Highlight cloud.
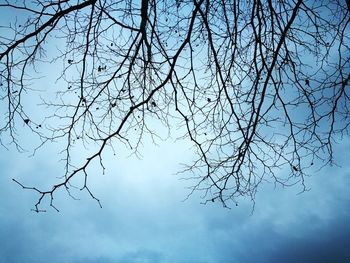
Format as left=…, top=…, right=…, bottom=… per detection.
left=118, top=249, right=163, bottom=263
left=1, top=135, right=350, bottom=263
left=267, top=223, right=350, bottom=263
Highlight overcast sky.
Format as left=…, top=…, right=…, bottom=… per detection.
left=1, top=2, right=350, bottom=263
left=1, top=133, right=350, bottom=263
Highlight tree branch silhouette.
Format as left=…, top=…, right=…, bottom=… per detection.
left=0, top=0, right=349, bottom=211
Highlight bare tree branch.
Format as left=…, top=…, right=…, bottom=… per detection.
left=0, top=0, right=349, bottom=211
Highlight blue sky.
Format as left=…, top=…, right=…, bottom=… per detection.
left=1, top=135, right=350, bottom=262
left=1, top=1, right=350, bottom=262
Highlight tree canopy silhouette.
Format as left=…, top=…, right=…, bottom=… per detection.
left=0, top=0, right=349, bottom=212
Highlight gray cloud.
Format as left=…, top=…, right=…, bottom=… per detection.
left=1, top=137, right=350, bottom=263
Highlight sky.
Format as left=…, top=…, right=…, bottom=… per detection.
left=0, top=134, right=350, bottom=263
left=1, top=2, right=350, bottom=263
